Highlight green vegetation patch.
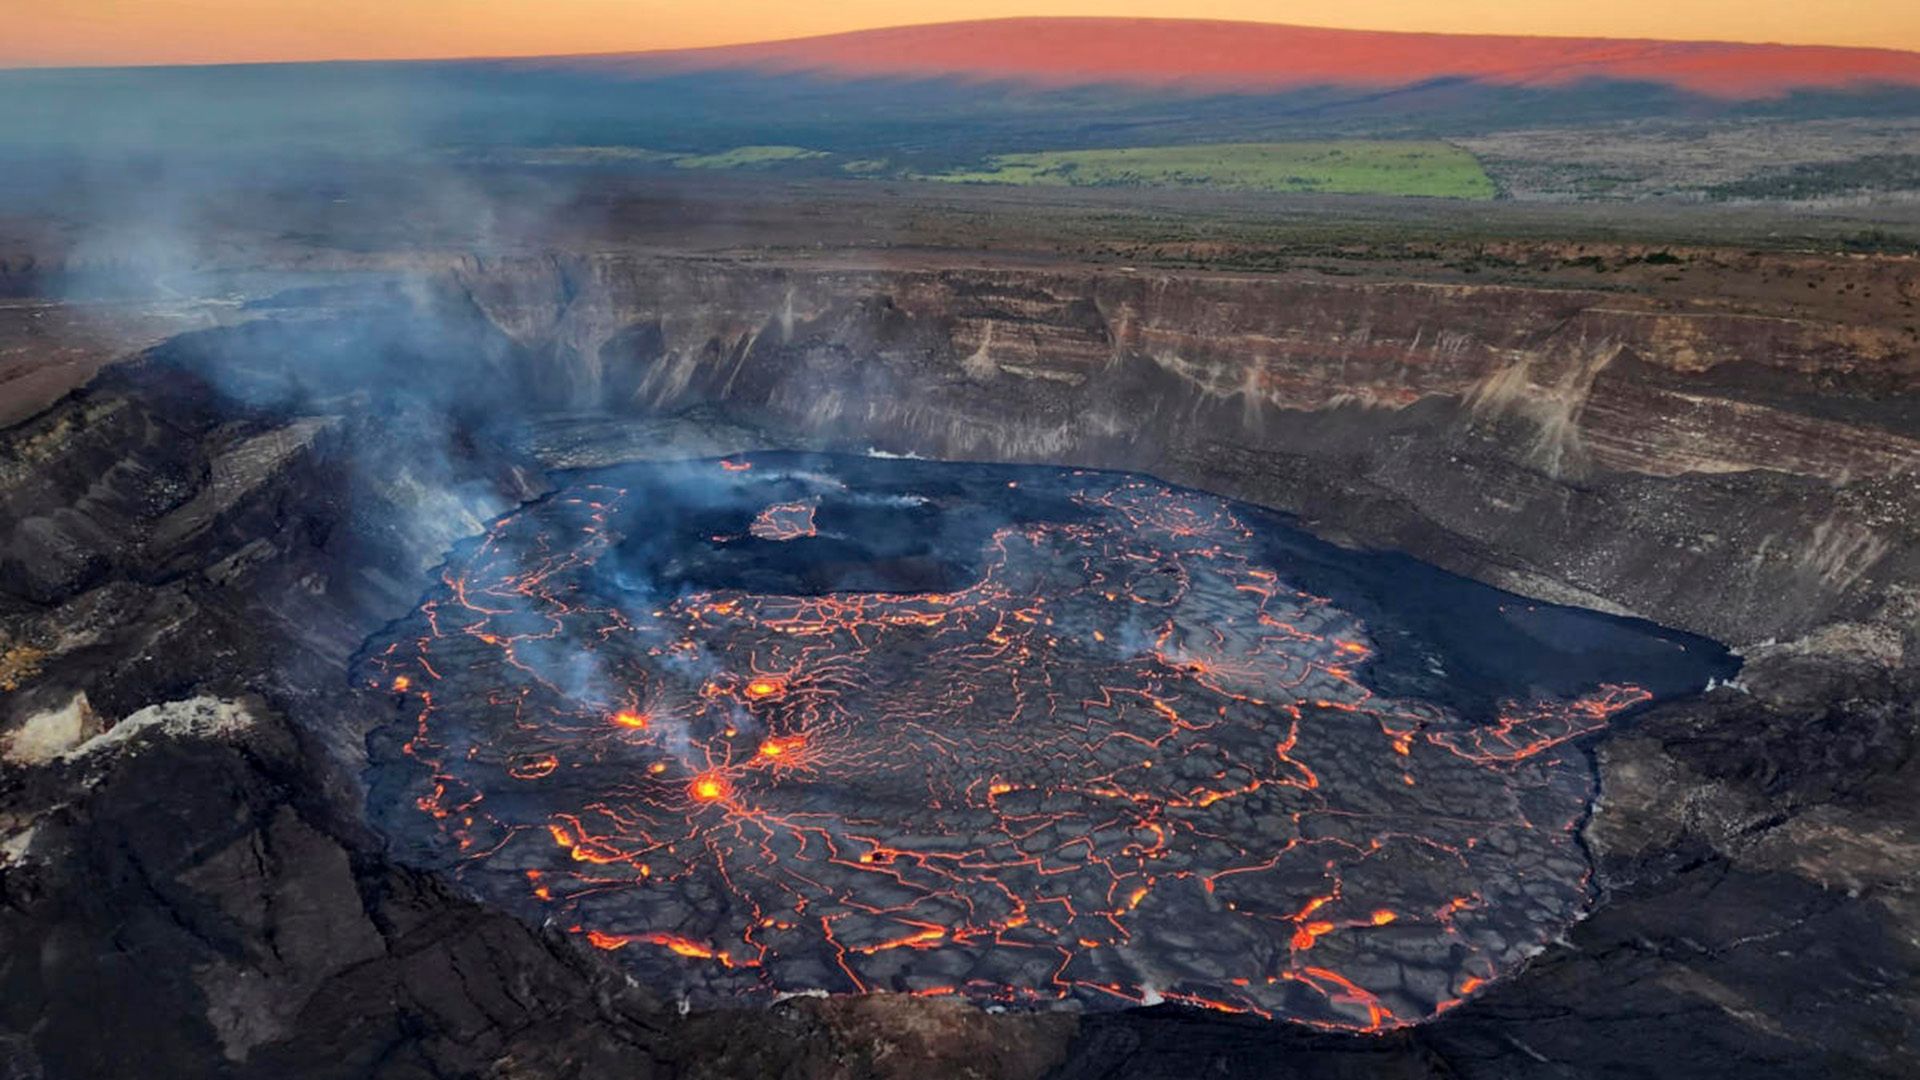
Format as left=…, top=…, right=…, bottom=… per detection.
left=672, top=145, right=829, bottom=170
left=445, top=146, right=681, bottom=166
left=921, top=141, right=1497, bottom=199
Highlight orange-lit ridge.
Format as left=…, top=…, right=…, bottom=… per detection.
left=13, top=7, right=1920, bottom=70
left=580, top=18, right=1920, bottom=100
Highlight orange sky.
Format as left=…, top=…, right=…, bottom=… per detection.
left=5, top=0, right=1918, bottom=68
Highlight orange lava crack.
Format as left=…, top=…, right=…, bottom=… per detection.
left=364, top=463, right=1651, bottom=1030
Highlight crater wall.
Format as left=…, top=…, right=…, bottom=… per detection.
left=423, top=253, right=1920, bottom=658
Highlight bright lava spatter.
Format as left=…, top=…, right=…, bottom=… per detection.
left=361, top=459, right=1650, bottom=1030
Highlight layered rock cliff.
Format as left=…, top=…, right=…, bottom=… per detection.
left=430, top=253, right=1920, bottom=654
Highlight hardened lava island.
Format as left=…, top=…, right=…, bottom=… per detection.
left=3, top=21, right=1920, bottom=1080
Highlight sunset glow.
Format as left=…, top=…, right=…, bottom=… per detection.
left=5, top=2, right=1916, bottom=69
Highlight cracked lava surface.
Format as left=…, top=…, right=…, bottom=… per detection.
left=360, top=454, right=1723, bottom=1029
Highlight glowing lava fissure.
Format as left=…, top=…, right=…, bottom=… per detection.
left=359, top=454, right=1733, bottom=1031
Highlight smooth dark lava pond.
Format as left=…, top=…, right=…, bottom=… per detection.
left=360, top=453, right=1735, bottom=1029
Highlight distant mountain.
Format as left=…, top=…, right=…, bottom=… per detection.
left=536, top=18, right=1920, bottom=99
left=4, top=18, right=1920, bottom=173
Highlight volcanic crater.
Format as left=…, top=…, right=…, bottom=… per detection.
left=5, top=171, right=1914, bottom=1078
left=358, top=453, right=1730, bottom=1029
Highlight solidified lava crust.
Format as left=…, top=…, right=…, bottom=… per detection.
left=359, top=456, right=1659, bottom=1030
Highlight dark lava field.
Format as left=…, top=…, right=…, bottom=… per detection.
left=359, top=455, right=1730, bottom=1026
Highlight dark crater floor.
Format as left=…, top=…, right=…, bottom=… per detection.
left=357, top=453, right=1733, bottom=1029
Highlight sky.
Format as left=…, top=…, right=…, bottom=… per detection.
left=5, top=0, right=1918, bottom=68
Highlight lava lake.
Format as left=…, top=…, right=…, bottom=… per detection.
left=360, top=453, right=1734, bottom=1029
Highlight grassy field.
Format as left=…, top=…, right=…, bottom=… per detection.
left=456, top=144, right=829, bottom=170
left=671, top=145, right=828, bottom=169
left=921, top=141, right=1498, bottom=198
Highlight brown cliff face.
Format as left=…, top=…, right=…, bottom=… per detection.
left=15, top=245, right=1907, bottom=650
left=427, top=254, right=1919, bottom=657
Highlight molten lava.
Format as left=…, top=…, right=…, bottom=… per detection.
left=749, top=499, right=819, bottom=542
left=360, top=456, right=1687, bottom=1030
